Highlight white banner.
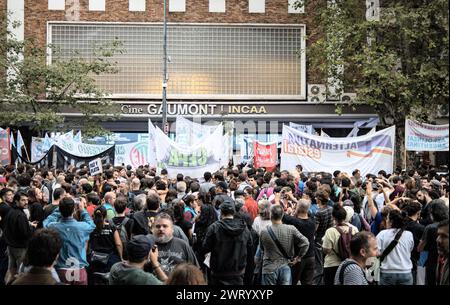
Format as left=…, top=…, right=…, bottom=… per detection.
left=281, top=125, right=395, bottom=176
left=405, top=119, right=449, bottom=151
left=56, top=140, right=113, bottom=157
left=175, top=116, right=219, bottom=147
left=289, top=123, right=314, bottom=134
left=114, top=141, right=149, bottom=168
left=156, top=124, right=228, bottom=178
left=148, top=119, right=157, bottom=166
left=240, top=135, right=255, bottom=164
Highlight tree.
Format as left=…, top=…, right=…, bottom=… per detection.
left=0, top=14, right=124, bottom=137
left=295, top=0, right=449, bottom=168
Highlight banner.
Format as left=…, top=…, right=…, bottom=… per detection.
left=55, top=145, right=115, bottom=171
left=289, top=123, right=314, bottom=134
left=281, top=125, right=395, bottom=176
left=405, top=119, right=449, bottom=151
left=0, top=127, right=10, bottom=166
left=13, top=145, right=54, bottom=168
left=155, top=124, right=227, bottom=178
left=240, top=135, right=255, bottom=164
left=175, top=116, right=219, bottom=147
left=115, top=141, right=149, bottom=168
left=148, top=119, right=157, bottom=166
left=56, top=140, right=113, bottom=157
left=253, top=141, right=278, bottom=170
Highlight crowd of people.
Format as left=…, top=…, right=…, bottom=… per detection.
left=0, top=162, right=448, bottom=286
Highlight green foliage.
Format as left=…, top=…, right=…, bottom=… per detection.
left=0, top=14, right=124, bottom=136
left=296, top=0, right=449, bottom=124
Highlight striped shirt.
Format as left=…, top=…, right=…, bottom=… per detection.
left=334, top=259, right=368, bottom=285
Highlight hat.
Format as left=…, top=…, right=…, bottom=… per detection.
left=219, top=200, right=235, bottom=215
left=126, top=235, right=155, bottom=261
left=344, top=206, right=355, bottom=223
left=217, top=181, right=228, bottom=190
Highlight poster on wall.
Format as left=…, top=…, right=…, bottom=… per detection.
left=405, top=119, right=449, bottom=151
left=281, top=125, right=395, bottom=176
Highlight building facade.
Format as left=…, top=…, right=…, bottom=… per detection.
left=3, top=0, right=380, bottom=146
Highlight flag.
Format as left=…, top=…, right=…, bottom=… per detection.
left=16, top=130, right=25, bottom=158
left=74, top=130, right=82, bottom=143
left=320, top=130, right=330, bottom=137
left=42, top=133, right=53, bottom=151
left=9, top=131, right=15, bottom=149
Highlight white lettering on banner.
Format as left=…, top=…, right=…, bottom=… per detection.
left=405, top=119, right=449, bottom=151
left=281, top=125, right=395, bottom=176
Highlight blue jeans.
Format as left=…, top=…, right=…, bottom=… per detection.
left=380, top=272, right=413, bottom=285
left=262, top=265, right=292, bottom=285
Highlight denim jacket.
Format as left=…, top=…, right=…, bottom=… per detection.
left=43, top=209, right=95, bottom=269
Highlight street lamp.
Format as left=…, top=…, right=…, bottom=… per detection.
left=162, top=0, right=168, bottom=134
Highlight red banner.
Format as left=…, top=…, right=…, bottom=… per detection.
left=253, top=141, right=277, bottom=170
left=0, top=128, right=11, bottom=166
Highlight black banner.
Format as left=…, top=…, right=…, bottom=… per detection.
left=11, top=145, right=54, bottom=168
left=55, top=145, right=115, bottom=170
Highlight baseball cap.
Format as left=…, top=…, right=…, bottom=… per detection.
left=234, top=189, right=245, bottom=198
left=219, top=200, right=235, bottom=215
left=126, top=235, right=155, bottom=261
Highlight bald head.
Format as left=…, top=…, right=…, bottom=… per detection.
left=104, top=192, right=116, bottom=205
left=131, top=178, right=141, bottom=190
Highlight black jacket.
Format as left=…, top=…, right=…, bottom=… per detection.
left=202, top=217, right=253, bottom=277
left=4, top=205, right=33, bottom=248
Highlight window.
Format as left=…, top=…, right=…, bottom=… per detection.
left=209, top=0, right=225, bottom=13
left=169, top=0, right=185, bottom=12
left=49, top=23, right=306, bottom=99
left=129, top=0, right=145, bottom=12
left=288, top=0, right=304, bottom=14
left=48, top=0, right=65, bottom=10
left=249, top=0, right=264, bottom=13
left=89, top=0, right=105, bottom=11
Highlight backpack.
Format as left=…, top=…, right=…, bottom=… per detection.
left=112, top=217, right=130, bottom=245
left=334, top=226, right=353, bottom=261
left=336, top=260, right=360, bottom=285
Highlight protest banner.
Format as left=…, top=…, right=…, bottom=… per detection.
left=115, top=141, right=149, bottom=167
left=405, top=119, right=449, bottom=151
left=289, top=123, right=314, bottom=134
left=253, top=141, right=278, bottom=170
left=155, top=124, right=228, bottom=178
left=55, top=145, right=115, bottom=170
left=175, top=116, right=219, bottom=147
left=281, top=125, right=395, bottom=176
left=0, top=128, right=11, bottom=166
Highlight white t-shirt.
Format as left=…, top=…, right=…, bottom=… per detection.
left=376, top=229, right=414, bottom=273
left=252, top=217, right=272, bottom=236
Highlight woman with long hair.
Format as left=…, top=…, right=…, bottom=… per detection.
left=27, top=188, right=45, bottom=228
left=87, top=206, right=123, bottom=283
left=192, top=194, right=218, bottom=269
left=376, top=210, right=414, bottom=285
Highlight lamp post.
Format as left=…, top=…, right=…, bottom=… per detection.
left=162, top=0, right=168, bottom=134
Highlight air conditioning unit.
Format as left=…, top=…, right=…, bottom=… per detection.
left=341, top=93, right=357, bottom=103
left=307, top=84, right=326, bottom=103
left=438, top=104, right=449, bottom=117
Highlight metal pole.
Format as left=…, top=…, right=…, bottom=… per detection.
left=162, top=0, right=168, bottom=134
